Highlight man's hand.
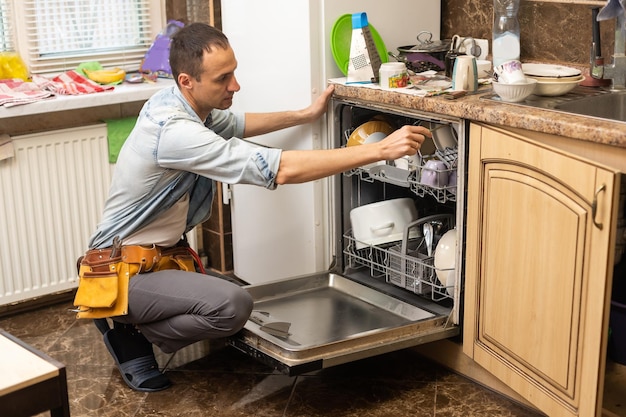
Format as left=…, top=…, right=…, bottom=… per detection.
left=303, top=85, right=335, bottom=122
left=243, top=85, right=335, bottom=138
left=376, top=125, right=432, bottom=161
left=275, top=124, right=432, bottom=185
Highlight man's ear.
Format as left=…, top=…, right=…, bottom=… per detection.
left=177, top=73, right=193, bottom=89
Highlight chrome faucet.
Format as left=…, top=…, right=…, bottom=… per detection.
left=591, top=12, right=626, bottom=90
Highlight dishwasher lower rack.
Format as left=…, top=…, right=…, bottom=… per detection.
left=343, top=231, right=454, bottom=302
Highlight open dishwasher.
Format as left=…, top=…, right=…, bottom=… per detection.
left=228, top=97, right=465, bottom=375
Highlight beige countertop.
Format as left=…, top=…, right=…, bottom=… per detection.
left=332, top=83, right=626, bottom=149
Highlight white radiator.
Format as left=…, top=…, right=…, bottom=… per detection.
left=0, top=124, right=199, bottom=306
left=0, top=124, right=113, bottom=305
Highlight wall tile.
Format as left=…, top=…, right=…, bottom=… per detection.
left=442, top=0, right=616, bottom=66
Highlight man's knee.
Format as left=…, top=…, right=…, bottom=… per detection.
left=221, top=287, right=253, bottom=335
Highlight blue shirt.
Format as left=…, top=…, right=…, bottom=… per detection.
left=88, top=85, right=282, bottom=249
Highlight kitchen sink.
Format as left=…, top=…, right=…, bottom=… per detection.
left=554, top=91, right=626, bottom=122
left=482, top=87, right=626, bottom=124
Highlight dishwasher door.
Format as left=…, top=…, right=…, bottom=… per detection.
left=228, top=271, right=458, bottom=375
left=228, top=98, right=465, bottom=375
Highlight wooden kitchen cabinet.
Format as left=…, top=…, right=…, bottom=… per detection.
left=463, top=122, right=621, bottom=417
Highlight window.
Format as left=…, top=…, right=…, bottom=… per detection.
left=0, top=0, right=13, bottom=51
left=1, top=0, right=165, bottom=76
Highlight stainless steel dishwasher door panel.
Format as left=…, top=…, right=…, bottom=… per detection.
left=228, top=272, right=458, bottom=375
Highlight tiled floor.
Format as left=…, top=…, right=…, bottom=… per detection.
left=1, top=301, right=624, bottom=417
left=0, top=301, right=538, bottom=417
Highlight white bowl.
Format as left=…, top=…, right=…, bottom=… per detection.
left=527, top=74, right=584, bottom=96
left=347, top=120, right=394, bottom=147
left=492, top=78, right=537, bottom=103
left=347, top=119, right=395, bottom=169
left=350, top=198, right=418, bottom=250
left=434, top=228, right=457, bottom=295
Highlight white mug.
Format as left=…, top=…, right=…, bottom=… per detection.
left=394, top=153, right=420, bottom=171
left=420, top=160, right=448, bottom=188
left=452, top=55, right=478, bottom=92
left=493, top=60, right=526, bottom=84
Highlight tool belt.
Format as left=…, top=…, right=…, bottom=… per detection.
left=72, top=239, right=196, bottom=319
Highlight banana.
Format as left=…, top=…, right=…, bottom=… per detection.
left=83, top=68, right=126, bottom=84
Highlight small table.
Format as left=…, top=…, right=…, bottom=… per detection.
left=0, top=329, right=70, bottom=417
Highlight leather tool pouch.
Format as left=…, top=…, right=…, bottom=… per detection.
left=73, top=243, right=196, bottom=319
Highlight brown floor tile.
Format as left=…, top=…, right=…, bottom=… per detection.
left=0, top=302, right=581, bottom=417
left=285, top=374, right=437, bottom=417
left=435, top=375, right=543, bottom=417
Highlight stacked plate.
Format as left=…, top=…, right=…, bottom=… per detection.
left=522, top=63, right=584, bottom=96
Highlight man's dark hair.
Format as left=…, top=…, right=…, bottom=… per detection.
left=170, top=23, right=230, bottom=85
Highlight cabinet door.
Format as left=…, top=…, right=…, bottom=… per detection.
left=464, top=123, right=619, bottom=417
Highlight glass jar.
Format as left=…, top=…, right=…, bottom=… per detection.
left=379, top=62, right=409, bottom=90
left=492, top=0, right=521, bottom=67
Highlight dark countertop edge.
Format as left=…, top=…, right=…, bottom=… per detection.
left=332, top=84, right=626, bottom=148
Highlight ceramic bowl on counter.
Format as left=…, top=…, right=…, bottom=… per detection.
left=526, top=74, right=584, bottom=96
left=492, top=78, right=537, bottom=103
left=521, top=63, right=583, bottom=97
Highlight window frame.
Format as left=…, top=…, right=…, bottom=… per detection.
left=6, top=0, right=166, bottom=76
left=0, top=0, right=13, bottom=51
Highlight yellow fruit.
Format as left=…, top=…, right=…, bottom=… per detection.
left=84, top=68, right=126, bottom=84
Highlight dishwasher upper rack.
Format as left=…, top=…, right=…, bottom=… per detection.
left=342, top=129, right=458, bottom=204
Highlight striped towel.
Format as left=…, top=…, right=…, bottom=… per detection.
left=32, top=70, right=115, bottom=95
left=0, top=78, right=54, bottom=107
left=0, top=70, right=115, bottom=107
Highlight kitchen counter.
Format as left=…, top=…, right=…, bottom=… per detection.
left=332, top=83, right=626, bottom=148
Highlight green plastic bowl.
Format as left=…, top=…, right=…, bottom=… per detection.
left=330, top=14, right=389, bottom=76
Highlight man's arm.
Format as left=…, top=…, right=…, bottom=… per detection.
left=242, top=85, right=335, bottom=137
left=275, top=125, right=431, bottom=184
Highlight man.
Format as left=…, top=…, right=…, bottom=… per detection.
left=85, top=22, right=431, bottom=392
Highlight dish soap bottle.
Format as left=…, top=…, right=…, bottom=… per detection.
left=492, top=0, right=521, bottom=67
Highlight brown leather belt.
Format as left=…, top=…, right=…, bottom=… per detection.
left=121, top=245, right=161, bottom=271
left=80, top=244, right=190, bottom=273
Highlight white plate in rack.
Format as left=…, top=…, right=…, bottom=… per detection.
left=521, top=63, right=581, bottom=78
left=434, top=228, right=457, bottom=296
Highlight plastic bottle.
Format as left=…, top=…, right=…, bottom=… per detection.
left=492, top=0, right=521, bottom=67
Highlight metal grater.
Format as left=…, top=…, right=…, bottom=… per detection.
left=351, top=54, right=369, bottom=70
left=362, top=25, right=382, bottom=83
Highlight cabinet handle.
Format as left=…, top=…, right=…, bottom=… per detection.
left=592, top=184, right=606, bottom=230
